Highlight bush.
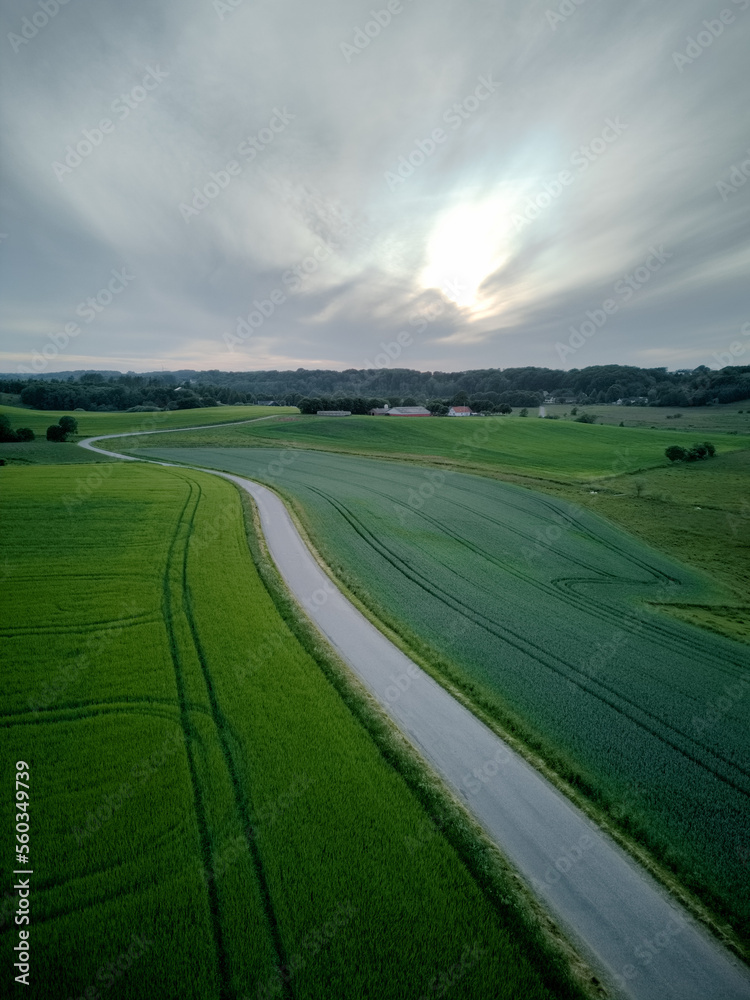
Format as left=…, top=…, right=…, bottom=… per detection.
left=0, top=415, right=35, bottom=442
left=519, top=408, right=528, bottom=417
left=0, top=415, right=17, bottom=442
left=575, top=413, right=597, bottom=424
left=46, top=424, right=67, bottom=442
left=59, top=416, right=78, bottom=435
left=665, top=442, right=715, bottom=463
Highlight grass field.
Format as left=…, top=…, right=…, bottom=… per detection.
left=128, top=414, right=750, bottom=643
left=128, top=412, right=748, bottom=482
left=541, top=400, right=750, bottom=432
left=0, top=462, right=583, bottom=1000
left=0, top=403, right=295, bottom=441
left=140, top=446, right=750, bottom=943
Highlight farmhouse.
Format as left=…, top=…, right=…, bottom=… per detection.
left=448, top=406, right=472, bottom=416
left=369, top=407, right=390, bottom=415
left=385, top=406, right=432, bottom=417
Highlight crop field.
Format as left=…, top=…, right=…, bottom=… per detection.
left=129, top=412, right=749, bottom=482
left=140, top=446, right=750, bottom=939
left=0, top=463, right=578, bottom=1000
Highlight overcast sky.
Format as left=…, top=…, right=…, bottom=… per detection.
left=1, top=0, right=749, bottom=375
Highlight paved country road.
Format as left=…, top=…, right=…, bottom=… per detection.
left=79, top=430, right=750, bottom=1000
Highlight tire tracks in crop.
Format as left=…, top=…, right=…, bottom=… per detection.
left=357, top=470, right=748, bottom=696
left=303, top=485, right=750, bottom=795
left=161, top=475, right=232, bottom=998
left=172, top=469, right=293, bottom=1000
left=373, top=472, right=746, bottom=682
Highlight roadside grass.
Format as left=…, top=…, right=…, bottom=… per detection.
left=126, top=412, right=748, bottom=482
left=139, top=447, right=750, bottom=948
left=0, top=463, right=588, bottom=1000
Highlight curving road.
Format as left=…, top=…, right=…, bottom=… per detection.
left=79, top=430, right=750, bottom=1000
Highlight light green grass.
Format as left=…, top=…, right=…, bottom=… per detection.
left=127, top=413, right=747, bottom=482
left=140, top=446, right=750, bottom=944
left=0, top=403, right=295, bottom=438
left=0, top=463, right=584, bottom=1000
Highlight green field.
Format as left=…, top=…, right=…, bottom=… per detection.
left=140, top=446, right=750, bottom=941
left=541, top=400, right=750, bottom=432
left=129, top=412, right=748, bottom=482
left=0, top=403, right=295, bottom=442
left=129, top=414, right=750, bottom=644
left=0, top=463, right=581, bottom=1000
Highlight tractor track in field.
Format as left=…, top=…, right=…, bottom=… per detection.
left=367, top=472, right=746, bottom=680
left=171, top=469, right=294, bottom=1000
left=301, top=484, right=750, bottom=796
left=161, top=476, right=233, bottom=998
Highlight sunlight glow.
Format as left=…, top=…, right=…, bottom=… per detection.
left=419, top=193, right=517, bottom=312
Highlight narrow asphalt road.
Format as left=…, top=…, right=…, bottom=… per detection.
left=79, top=431, right=750, bottom=1000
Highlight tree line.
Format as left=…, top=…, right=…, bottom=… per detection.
left=1, top=362, right=748, bottom=412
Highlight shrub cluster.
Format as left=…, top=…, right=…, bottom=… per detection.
left=46, top=416, right=78, bottom=442
left=0, top=414, right=34, bottom=442
left=665, top=442, right=716, bottom=462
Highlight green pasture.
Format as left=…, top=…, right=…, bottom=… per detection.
left=128, top=413, right=747, bottom=482
left=0, top=403, right=295, bottom=440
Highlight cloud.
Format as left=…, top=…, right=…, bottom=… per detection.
left=1, top=0, right=748, bottom=373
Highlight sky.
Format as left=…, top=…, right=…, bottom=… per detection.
left=1, top=0, right=749, bottom=376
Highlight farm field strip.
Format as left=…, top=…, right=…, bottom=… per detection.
left=137, top=445, right=750, bottom=943
left=0, top=462, right=576, bottom=1000
left=126, top=412, right=750, bottom=481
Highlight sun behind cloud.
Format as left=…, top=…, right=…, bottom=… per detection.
left=418, top=191, right=518, bottom=313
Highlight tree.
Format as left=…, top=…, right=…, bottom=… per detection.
left=402, top=396, right=417, bottom=406
left=495, top=403, right=512, bottom=414
left=519, top=408, right=529, bottom=417
left=46, top=424, right=67, bottom=442
left=59, top=416, right=78, bottom=435
left=426, top=399, right=448, bottom=415
left=15, top=427, right=35, bottom=441
left=0, top=415, right=17, bottom=442
left=176, top=391, right=202, bottom=409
